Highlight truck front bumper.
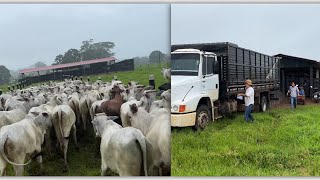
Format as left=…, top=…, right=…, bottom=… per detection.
left=171, top=112, right=196, bottom=127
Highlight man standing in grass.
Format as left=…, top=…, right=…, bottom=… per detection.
left=238, top=79, right=255, bottom=123
left=287, top=81, right=299, bottom=109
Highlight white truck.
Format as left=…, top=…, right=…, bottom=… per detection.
left=171, top=42, right=280, bottom=130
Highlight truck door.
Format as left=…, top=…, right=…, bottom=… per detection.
left=201, top=55, right=219, bottom=102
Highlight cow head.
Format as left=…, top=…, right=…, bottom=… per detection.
left=129, top=103, right=138, bottom=114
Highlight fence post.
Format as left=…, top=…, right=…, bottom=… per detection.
left=0, top=89, right=2, bottom=95
left=149, top=75, right=155, bottom=89
left=8, top=86, right=10, bottom=91
left=114, top=76, right=118, bottom=80
left=87, top=76, right=90, bottom=82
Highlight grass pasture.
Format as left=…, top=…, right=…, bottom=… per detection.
left=171, top=104, right=320, bottom=176
left=4, top=63, right=166, bottom=176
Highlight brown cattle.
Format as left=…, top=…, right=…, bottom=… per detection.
left=99, top=85, right=124, bottom=126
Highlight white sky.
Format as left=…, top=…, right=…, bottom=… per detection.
left=171, top=4, right=320, bottom=61
left=0, top=4, right=170, bottom=70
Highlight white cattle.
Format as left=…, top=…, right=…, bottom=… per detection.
left=0, top=112, right=51, bottom=176
left=161, top=68, right=171, bottom=82
left=0, top=94, right=12, bottom=111
left=0, top=98, right=38, bottom=129
left=79, top=93, right=97, bottom=131
left=128, top=103, right=171, bottom=176
left=52, top=100, right=78, bottom=171
left=91, top=116, right=153, bottom=176
left=120, top=98, right=142, bottom=127
left=68, top=93, right=81, bottom=125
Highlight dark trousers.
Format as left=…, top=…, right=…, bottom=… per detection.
left=245, top=104, right=254, bottom=122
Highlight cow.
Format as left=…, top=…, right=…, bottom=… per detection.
left=0, top=94, right=12, bottom=111
left=120, top=98, right=141, bottom=127
left=128, top=103, right=171, bottom=176
left=0, top=98, right=38, bottom=129
left=79, top=93, right=97, bottom=131
left=99, top=85, right=125, bottom=125
left=91, top=115, right=153, bottom=176
left=161, top=68, right=171, bottom=82
left=0, top=112, right=51, bottom=176
left=52, top=96, right=78, bottom=172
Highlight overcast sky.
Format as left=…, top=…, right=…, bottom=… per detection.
left=0, top=4, right=169, bottom=70
left=171, top=4, right=320, bottom=61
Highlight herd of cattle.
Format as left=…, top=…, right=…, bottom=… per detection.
left=0, top=71, right=171, bottom=176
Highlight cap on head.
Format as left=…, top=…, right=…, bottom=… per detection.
left=245, top=79, right=252, bottom=86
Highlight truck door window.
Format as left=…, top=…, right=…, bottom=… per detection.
left=202, top=56, right=214, bottom=76
left=207, top=57, right=214, bottom=75
left=202, top=56, right=207, bottom=75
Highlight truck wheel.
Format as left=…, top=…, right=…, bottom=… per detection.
left=260, top=96, right=267, bottom=112
left=193, top=105, right=211, bottom=131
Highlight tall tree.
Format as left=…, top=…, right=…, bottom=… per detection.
left=62, top=49, right=81, bottom=64
left=53, top=54, right=64, bottom=65
left=0, top=65, right=11, bottom=85
left=80, top=39, right=115, bottom=61
left=149, top=50, right=164, bottom=64
left=33, top=61, right=47, bottom=68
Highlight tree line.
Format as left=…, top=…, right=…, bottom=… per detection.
left=0, top=39, right=168, bottom=85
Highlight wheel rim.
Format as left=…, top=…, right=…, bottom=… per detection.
left=198, top=111, right=208, bottom=128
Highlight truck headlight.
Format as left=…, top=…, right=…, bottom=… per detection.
left=173, top=105, right=178, bottom=111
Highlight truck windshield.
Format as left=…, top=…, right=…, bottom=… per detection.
left=171, top=53, right=200, bottom=76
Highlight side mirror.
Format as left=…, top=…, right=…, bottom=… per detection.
left=214, top=60, right=219, bottom=74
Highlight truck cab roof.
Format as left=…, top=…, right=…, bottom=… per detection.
left=172, top=48, right=216, bottom=56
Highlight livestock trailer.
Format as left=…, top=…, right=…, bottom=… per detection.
left=171, top=42, right=281, bottom=129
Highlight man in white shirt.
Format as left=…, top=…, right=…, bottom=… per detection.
left=287, top=81, right=299, bottom=109
left=238, top=79, right=255, bottom=122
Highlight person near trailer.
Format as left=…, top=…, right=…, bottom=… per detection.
left=299, top=86, right=305, bottom=96
left=287, top=81, right=299, bottom=109
left=237, top=79, right=255, bottom=123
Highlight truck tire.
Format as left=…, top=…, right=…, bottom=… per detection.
left=260, top=96, right=267, bottom=112
left=193, top=105, right=211, bottom=131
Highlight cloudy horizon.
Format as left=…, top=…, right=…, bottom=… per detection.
left=171, top=4, right=320, bottom=61
left=0, top=4, right=170, bottom=71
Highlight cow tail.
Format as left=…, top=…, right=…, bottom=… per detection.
left=133, top=130, right=148, bottom=176
left=86, top=98, right=92, bottom=120
left=75, top=99, right=80, bottom=120
left=0, top=134, right=33, bottom=166
left=57, top=108, right=64, bottom=139
left=89, top=103, right=95, bottom=121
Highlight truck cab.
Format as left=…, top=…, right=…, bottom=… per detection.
left=171, top=48, right=219, bottom=130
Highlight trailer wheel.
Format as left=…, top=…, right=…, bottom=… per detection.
left=193, top=105, right=211, bottom=131
left=260, top=96, right=267, bottom=112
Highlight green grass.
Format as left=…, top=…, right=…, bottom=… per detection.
left=4, top=64, right=167, bottom=176
left=0, top=83, right=9, bottom=93
left=171, top=104, right=320, bottom=176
